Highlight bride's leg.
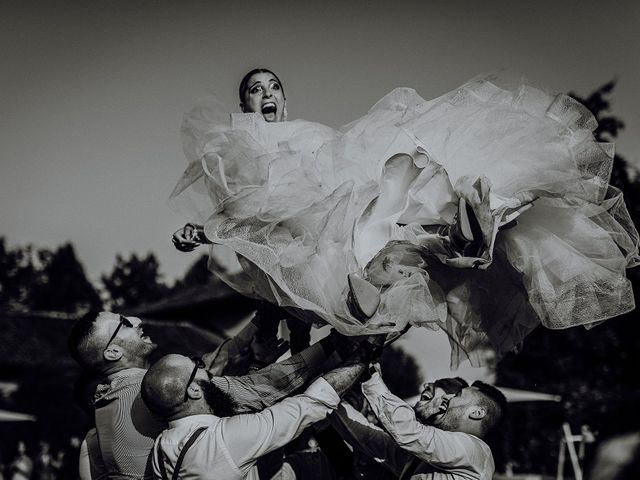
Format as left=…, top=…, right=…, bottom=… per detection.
left=346, top=273, right=381, bottom=320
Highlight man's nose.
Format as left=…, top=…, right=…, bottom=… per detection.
left=422, top=382, right=433, bottom=393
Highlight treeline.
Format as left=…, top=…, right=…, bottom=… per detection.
left=0, top=241, right=214, bottom=314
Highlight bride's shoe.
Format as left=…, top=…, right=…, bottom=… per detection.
left=347, top=273, right=381, bottom=320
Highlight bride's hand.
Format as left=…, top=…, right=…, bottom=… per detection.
left=172, top=223, right=206, bottom=252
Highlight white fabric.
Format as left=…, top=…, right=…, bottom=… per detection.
left=79, top=428, right=107, bottom=480
left=152, top=378, right=340, bottom=480
left=92, top=368, right=166, bottom=480
left=172, top=74, right=639, bottom=366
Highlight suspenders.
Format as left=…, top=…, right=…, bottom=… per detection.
left=399, top=456, right=422, bottom=480
left=156, top=426, right=208, bottom=480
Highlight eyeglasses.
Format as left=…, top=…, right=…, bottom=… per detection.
left=104, top=315, right=134, bottom=352
left=184, top=356, right=206, bottom=402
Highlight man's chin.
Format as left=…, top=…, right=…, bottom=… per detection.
left=141, top=342, right=158, bottom=356
left=415, top=405, right=442, bottom=425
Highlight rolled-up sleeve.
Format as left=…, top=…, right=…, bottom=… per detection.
left=221, top=377, right=340, bottom=471
left=211, top=340, right=330, bottom=413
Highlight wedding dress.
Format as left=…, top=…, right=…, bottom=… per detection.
left=171, top=74, right=639, bottom=365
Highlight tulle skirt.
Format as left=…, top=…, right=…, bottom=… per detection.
left=171, top=74, right=639, bottom=366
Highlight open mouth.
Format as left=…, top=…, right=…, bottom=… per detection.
left=141, top=335, right=153, bottom=344
left=261, top=102, right=277, bottom=116
left=438, top=397, right=450, bottom=414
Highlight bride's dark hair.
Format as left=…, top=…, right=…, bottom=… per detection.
left=238, top=68, right=285, bottom=104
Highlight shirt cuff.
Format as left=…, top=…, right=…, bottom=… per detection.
left=306, top=377, right=341, bottom=408
left=361, top=371, right=387, bottom=398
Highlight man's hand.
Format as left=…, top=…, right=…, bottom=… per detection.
left=250, top=335, right=290, bottom=366
left=349, top=335, right=385, bottom=365
left=327, top=329, right=360, bottom=361
left=172, top=223, right=209, bottom=252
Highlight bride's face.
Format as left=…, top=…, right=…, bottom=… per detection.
left=241, top=72, right=286, bottom=122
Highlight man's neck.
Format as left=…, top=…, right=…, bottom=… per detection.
left=168, top=405, right=213, bottom=423
left=101, top=358, right=148, bottom=382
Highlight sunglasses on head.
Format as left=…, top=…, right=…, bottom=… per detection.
left=184, top=356, right=206, bottom=402
left=104, top=315, right=134, bottom=351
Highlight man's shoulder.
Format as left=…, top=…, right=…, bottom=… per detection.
left=449, top=430, right=491, bottom=448
left=163, top=415, right=218, bottom=444
left=94, top=368, right=147, bottom=405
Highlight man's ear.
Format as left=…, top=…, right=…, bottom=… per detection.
left=240, top=103, right=247, bottom=113
left=186, top=382, right=203, bottom=401
left=103, top=345, right=123, bottom=362
left=469, top=406, right=487, bottom=420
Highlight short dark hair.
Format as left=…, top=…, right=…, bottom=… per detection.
left=472, top=380, right=508, bottom=435
left=434, top=377, right=469, bottom=394
left=238, top=68, right=285, bottom=105
left=68, top=309, right=101, bottom=367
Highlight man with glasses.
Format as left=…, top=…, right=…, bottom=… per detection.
left=67, top=310, right=350, bottom=479
left=140, top=345, right=377, bottom=480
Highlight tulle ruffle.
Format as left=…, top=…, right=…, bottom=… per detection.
left=171, top=74, right=639, bottom=367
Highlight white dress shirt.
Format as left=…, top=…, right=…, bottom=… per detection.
left=152, top=377, right=340, bottom=480
left=332, top=372, right=494, bottom=480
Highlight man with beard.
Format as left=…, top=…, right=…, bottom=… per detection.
left=331, top=369, right=505, bottom=479
left=67, top=310, right=344, bottom=479
left=140, top=346, right=375, bottom=480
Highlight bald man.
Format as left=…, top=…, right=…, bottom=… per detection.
left=141, top=347, right=375, bottom=480
left=67, top=310, right=343, bottom=479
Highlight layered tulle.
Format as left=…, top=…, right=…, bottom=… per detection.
left=171, top=74, right=639, bottom=366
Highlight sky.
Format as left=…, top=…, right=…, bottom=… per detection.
left=1, top=0, right=639, bottom=381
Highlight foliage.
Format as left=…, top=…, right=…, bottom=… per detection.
left=170, top=253, right=222, bottom=294
left=570, top=80, right=640, bottom=225
left=0, top=239, right=101, bottom=313
left=380, top=345, right=421, bottom=398
left=101, top=253, right=169, bottom=309
left=495, top=81, right=640, bottom=474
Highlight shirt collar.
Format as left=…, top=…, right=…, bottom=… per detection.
left=169, top=414, right=219, bottom=429
left=94, top=368, right=147, bottom=403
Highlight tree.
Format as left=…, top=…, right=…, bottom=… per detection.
left=101, top=253, right=169, bottom=309
left=494, top=81, right=640, bottom=474
left=0, top=238, right=101, bottom=313
left=0, top=237, right=33, bottom=310
left=380, top=345, right=421, bottom=398
left=570, top=80, right=640, bottom=225
left=29, top=243, right=102, bottom=312
left=170, top=253, right=221, bottom=295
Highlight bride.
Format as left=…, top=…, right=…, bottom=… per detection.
left=171, top=68, right=639, bottom=366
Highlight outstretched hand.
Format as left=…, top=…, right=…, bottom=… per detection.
left=355, top=334, right=386, bottom=364
left=250, top=335, right=290, bottom=366
left=172, top=223, right=207, bottom=252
